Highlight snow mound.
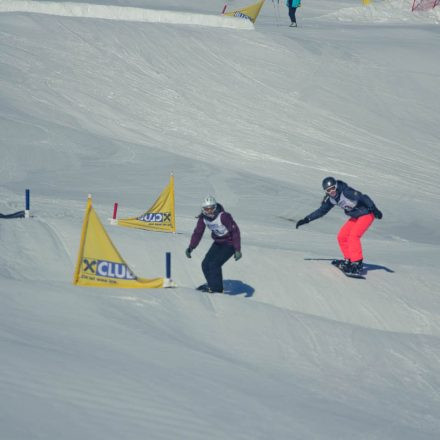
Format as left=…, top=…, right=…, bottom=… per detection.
left=0, top=0, right=254, bottom=29
left=320, top=0, right=440, bottom=23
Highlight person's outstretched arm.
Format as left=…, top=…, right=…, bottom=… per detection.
left=296, top=197, right=333, bottom=229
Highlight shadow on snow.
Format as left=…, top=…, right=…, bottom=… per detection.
left=223, top=279, right=255, bottom=297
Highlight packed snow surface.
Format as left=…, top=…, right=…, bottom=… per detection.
left=1, top=0, right=439, bottom=439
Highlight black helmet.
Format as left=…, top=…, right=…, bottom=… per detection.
left=322, top=176, right=337, bottom=191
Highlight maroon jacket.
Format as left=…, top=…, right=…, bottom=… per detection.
left=189, top=204, right=241, bottom=251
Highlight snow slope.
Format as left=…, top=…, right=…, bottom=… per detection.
left=0, top=0, right=254, bottom=28
left=1, top=0, right=440, bottom=439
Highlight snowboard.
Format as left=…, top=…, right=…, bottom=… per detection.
left=331, top=260, right=366, bottom=280
left=196, top=284, right=228, bottom=294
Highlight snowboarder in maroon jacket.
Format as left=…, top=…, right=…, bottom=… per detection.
left=185, top=196, right=241, bottom=293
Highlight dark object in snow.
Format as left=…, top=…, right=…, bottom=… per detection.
left=0, top=210, right=25, bottom=219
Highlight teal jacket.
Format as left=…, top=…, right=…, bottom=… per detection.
left=286, top=0, right=301, bottom=7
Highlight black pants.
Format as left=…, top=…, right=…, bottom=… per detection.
left=288, top=7, right=297, bottom=23
left=202, top=243, right=235, bottom=292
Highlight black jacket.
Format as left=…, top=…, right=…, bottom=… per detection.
left=306, top=181, right=377, bottom=222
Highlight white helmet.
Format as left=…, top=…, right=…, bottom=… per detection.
left=201, top=195, right=217, bottom=217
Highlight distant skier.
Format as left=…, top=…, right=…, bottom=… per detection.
left=295, top=177, right=383, bottom=275
left=185, top=196, right=242, bottom=293
left=286, top=0, right=301, bottom=27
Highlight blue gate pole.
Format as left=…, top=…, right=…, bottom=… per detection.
left=166, top=252, right=171, bottom=279
left=25, top=189, right=30, bottom=218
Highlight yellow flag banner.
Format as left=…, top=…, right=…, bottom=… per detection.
left=223, top=0, right=265, bottom=23
left=116, top=175, right=176, bottom=233
left=73, top=196, right=164, bottom=288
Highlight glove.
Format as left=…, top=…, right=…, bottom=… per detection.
left=295, top=217, right=310, bottom=229
left=185, top=247, right=192, bottom=258
left=234, top=250, right=242, bottom=261
left=373, top=208, right=383, bottom=219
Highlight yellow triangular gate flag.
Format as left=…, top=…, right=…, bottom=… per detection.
left=73, top=196, right=164, bottom=288
left=116, top=175, right=176, bottom=233
left=224, top=0, right=265, bottom=23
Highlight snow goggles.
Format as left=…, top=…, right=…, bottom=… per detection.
left=202, top=205, right=216, bottom=215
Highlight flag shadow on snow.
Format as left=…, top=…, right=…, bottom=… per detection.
left=304, top=258, right=394, bottom=274
left=223, top=280, right=254, bottom=297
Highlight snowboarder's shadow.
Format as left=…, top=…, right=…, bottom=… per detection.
left=362, top=263, right=394, bottom=273
left=304, top=258, right=394, bottom=274
left=223, top=280, right=255, bottom=297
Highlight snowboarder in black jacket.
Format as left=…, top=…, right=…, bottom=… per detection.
left=296, top=177, right=382, bottom=274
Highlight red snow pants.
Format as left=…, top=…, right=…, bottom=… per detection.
left=337, top=213, right=374, bottom=262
